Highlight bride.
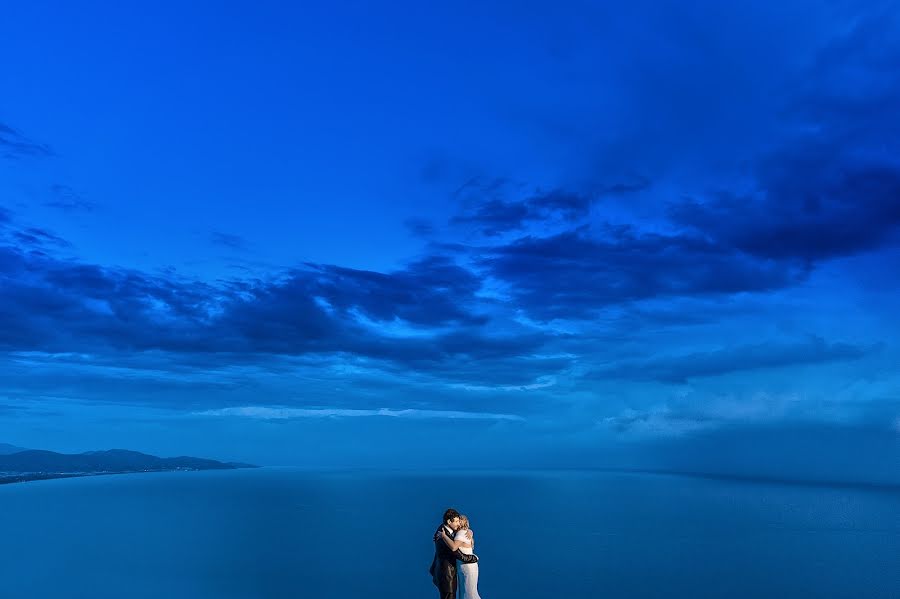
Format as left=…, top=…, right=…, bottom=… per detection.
left=440, top=514, right=482, bottom=599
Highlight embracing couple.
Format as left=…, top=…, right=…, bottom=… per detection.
left=429, top=508, right=482, bottom=599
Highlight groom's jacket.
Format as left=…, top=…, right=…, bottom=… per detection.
left=429, top=525, right=478, bottom=589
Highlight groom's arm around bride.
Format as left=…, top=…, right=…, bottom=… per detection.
left=433, top=525, right=479, bottom=563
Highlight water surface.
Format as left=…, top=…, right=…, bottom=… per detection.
left=0, top=468, right=897, bottom=597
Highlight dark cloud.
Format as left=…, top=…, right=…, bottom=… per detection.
left=308, top=254, right=488, bottom=327
left=0, top=242, right=555, bottom=386
left=1, top=204, right=70, bottom=250
left=526, top=189, right=594, bottom=221
left=671, top=161, right=900, bottom=263
left=12, top=227, right=71, bottom=248
left=478, top=225, right=802, bottom=321
left=368, top=331, right=565, bottom=386
left=590, top=336, right=872, bottom=384
left=670, top=9, right=900, bottom=264
left=0, top=122, right=53, bottom=159
left=451, top=178, right=594, bottom=236
left=444, top=8, right=900, bottom=325
left=452, top=198, right=531, bottom=236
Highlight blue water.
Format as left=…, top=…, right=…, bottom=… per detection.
left=0, top=468, right=897, bottom=598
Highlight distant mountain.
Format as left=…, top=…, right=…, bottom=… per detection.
left=0, top=443, right=28, bottom=455
left=0, top=448, right=258, bottom=475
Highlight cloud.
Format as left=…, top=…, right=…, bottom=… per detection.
left=438, top=9, right=900, bottom=326
left=601, top=392, right=900, bottom=439
left=671, top=160, right=900, bottom=263
left=670, top=8, right=900, bottom=264
left=477, top=225, right=802, bottom=321
left=193, top=405, right=525, bottom=421
left=0, top=206, right=71, bottom=250
left=451, top=179, right=594, bottom=236
left=590, top=336, right=872, bottom=384
left=0, top=122, right=53, bottom=159
left=452, top=200, right=530, bottom=237
left=0, top=236, right=558, bottom=388
left=12, top=227, right=71, bottom=249
left=308, top=254, right=488, bottom=327
left=3, top=4, right=900, bottom=447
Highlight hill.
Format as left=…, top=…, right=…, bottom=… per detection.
left=0, top=447, right=257, bottom=484
left=0, top=443, right=28, bottom=455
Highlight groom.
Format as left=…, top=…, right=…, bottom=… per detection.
left=430, top=508, right=478, bottom=599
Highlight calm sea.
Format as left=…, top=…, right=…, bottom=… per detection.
left=0, top=468, right=897, bottom=598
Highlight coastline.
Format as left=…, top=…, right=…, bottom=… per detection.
left=0, top=468, right=247, bottom=486
left=0, top=472, right=103, bottom=485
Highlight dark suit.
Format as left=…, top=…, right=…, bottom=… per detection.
left=429, top=524, right=478, bottom=599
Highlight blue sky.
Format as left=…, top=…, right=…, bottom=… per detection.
left=1, top=0, right=898, bottom=481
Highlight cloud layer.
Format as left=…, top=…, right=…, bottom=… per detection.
left=0, top=1, right=898, bottom=474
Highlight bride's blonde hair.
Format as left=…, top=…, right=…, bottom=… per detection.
left=459, top=515, right=470, bottom=530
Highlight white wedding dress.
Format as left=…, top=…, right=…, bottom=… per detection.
left=456, top=529, right=481, bottom=599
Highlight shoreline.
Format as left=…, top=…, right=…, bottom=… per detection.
left=0, top=472, right=92, bottom=485
left=0, top=468, right=243, bottom=486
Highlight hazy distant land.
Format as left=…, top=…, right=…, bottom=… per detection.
left=0, top=446, right=257, bottom=485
